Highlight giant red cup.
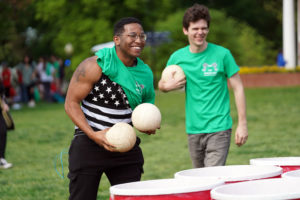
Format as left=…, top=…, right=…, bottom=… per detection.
left=174, top=165, right=282, bottom=184
left=110, top=178, right=224, bottom=200
left=250, top=157, right=300, bottom=173
left=282, top=169, right=300, bottom=179
left=210, top=178, right=300, bottom=200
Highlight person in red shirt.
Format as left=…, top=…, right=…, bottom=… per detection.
left=1, top=62, right=12, bottom=99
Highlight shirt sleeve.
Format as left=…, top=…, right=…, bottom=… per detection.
left=166, top=53, right=177, bottom=66
left=224, top=50, right=239, bottom=78
left=142, top=70, right=155, bottom=104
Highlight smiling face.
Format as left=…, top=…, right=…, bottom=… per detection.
left=183, top=19, right=209, bottom=53
left=114, top=23, right=146, bottom=65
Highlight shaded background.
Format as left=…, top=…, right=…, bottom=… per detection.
left=1, top=0, right=283, bottom=82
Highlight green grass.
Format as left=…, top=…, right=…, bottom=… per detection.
left=1, top=86, right=300, bottom=199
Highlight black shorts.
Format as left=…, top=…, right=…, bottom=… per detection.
left=68, top=133, right=144, bottom=200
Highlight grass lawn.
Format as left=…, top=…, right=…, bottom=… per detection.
left=0, top=86, right=300, bottom=199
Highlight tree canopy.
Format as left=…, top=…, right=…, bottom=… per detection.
left=1, top=0, right=282, bottom=73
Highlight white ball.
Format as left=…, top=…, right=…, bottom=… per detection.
left=161, top=65, right=186, bottom=89
left=106, top=122, right=136, bottom=152
left=64, top=43, right=73, bottom=55
left=132, top=103, right=161, bottom=132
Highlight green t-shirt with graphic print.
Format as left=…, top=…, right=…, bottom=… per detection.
left=166, top=43, right=239, bottom=134
left=95, top=47, right=155, bottom=110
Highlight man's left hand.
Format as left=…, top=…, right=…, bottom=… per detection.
left=235, top=124, right=248, bottom=147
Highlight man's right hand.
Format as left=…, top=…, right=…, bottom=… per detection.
left=92, top=128, right=118, bottom=152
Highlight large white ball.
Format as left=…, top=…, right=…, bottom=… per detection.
left=132, top=103, right=161, bottom=132
left=161, top=65, right=186, bottom=89
left=106, top=122, right=136, bottom=152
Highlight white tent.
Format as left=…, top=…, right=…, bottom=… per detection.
left=91, top=41, right=114, bottom=53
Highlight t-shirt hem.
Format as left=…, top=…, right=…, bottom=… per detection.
left=187, top=127, right=232, bottom=134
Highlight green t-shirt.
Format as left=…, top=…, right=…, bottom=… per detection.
left=52, top=61, right=60, bottom=78
left=95, top=47, right=155, bottom=109
left=126, top=63, right=156, bottom=104
left=166, top=43, right=239, bottom=134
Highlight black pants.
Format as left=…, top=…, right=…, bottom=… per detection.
left=0, top=112, right=7, bottom=158
left=25, top=82, right=35, bottom=102
left=68, top=134, right=144, bottom=200
left=42, top=82, right=52, bottom=102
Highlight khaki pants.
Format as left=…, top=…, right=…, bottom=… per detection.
left=187, top=129, right=231, bottom=168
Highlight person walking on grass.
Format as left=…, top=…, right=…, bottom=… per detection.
left=158, top=4, right=248, bottom=168
left=0, top=79, right=13, bottom=169
left=64, top=17, right=156, bottom=200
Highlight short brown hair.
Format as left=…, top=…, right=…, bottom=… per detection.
left=182, top=4, right=210, bottom=30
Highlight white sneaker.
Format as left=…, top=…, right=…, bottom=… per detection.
left=28, top=100, right=35, bottom=108
left=0, top=158, right=13, bottom=169
left=12, top=103, right=22, bottom=110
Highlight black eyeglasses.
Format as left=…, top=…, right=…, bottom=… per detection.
left=119, top=33, right=147, bottom=41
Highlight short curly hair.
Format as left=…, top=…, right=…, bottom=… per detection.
left=183, top=4, right=210, bottom=30
left=114, top=17, right=142, bottom=36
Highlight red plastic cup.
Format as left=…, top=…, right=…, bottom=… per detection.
left=211, top=178, right=300, bottom=200
left=250, top=157, right=300, bottom=173
left=110, top=178, right=224, bottom=200
left=282, top=169, right=300, bottom=179
left=174, top=165, right=282, bottom=184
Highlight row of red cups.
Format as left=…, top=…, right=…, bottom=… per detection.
left=109, top=157, right=300, bottom=200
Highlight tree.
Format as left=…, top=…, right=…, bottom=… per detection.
left=0, top=0, right=35, bottom=65
left=153, top=9, right=276, bottom=73
left=0, top=0, right=282, bottom=72
left=32, top=0, right=182, bottom=70
left=193, top=0, right=282, bottom=49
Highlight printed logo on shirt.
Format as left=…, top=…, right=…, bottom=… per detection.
left=135, top=81, right=144, bottom=95
left=202, top=63, right=218, bottom=76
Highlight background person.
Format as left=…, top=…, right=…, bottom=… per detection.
left=0, top=79, right=13, bottom=169
left=64, top=17, right=156, bottom=200
left=276, top=49, right=286, bottom=67
left=158, top=4, right=248, bottom=168
left=17, top=55, right=37, bottom=107
left=50, top=55, right=61, bottom=94
left=1, top=62, right=14, bottom=104
left=40, top=56, right=55, bottom=102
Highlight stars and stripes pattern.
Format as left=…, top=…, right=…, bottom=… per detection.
left=75, top=74, right=132, bottom=132
left=85, top=74, right=130, bottom=109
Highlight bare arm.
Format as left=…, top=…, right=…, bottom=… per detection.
left=1, top=97, right=9, bottom=112
left=158, top=72, right=186, bottom=92
left=228, top=73, right=248, bottom=147
left=64, top=56, right=116, bottom=151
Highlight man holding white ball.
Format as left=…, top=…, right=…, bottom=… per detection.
left=158, top=4, right=248, bottom=168
left=65, top=17, right=156, bottom=200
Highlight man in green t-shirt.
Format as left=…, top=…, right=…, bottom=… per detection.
left=65, top=17, right=156, bottom=200
left=158, top=4, right=248, bottom=168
